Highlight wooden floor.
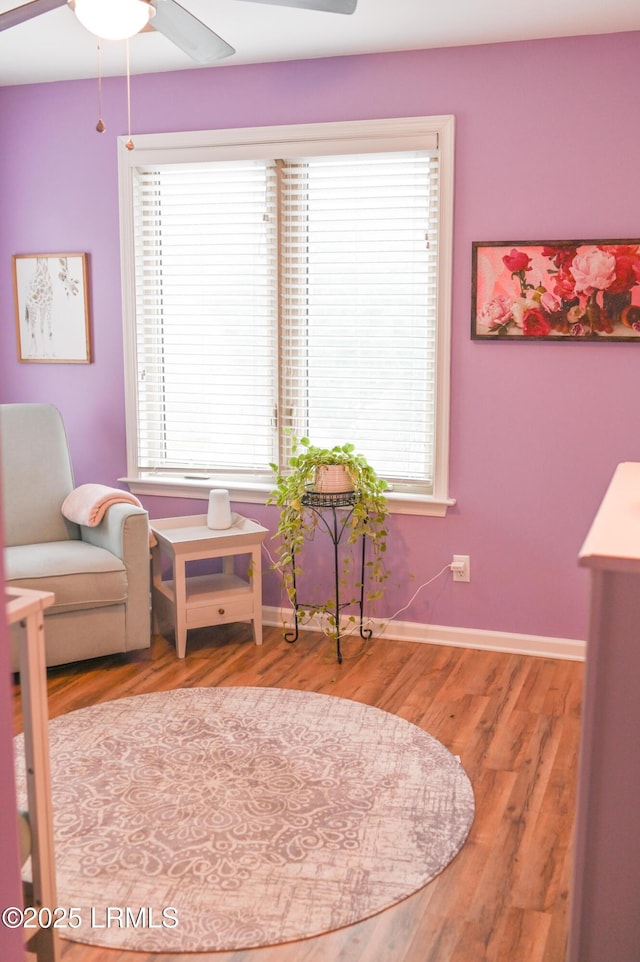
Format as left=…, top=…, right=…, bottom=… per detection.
left=14, top=624, right=583, bottom=962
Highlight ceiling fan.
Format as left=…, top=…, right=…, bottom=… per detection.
left=0, top=0, right=358, bottom=64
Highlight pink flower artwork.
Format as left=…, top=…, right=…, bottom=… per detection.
left=472, top=240, right=640, bottom=340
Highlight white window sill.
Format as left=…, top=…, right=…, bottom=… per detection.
left=120, top=475, right=455, bottom=518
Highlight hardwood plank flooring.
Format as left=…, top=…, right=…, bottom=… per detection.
left=13, top=625, right=583, bottom=962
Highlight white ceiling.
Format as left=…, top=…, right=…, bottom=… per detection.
left=0, top=0, right=639, bottom=87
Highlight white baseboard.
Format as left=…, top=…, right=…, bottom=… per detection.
left=262, top=606, right=586, bottom=662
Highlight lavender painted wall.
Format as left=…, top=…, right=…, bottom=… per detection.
left=2, top=32, right=640, bottom=645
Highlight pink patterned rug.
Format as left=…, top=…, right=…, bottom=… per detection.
left=14, top=686, right=474, bottom=952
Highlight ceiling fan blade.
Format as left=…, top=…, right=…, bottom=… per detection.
left=0, top=0, right=66, bottom=31
left=235, top=0, right=357, bottom=12
left=151, top=0, right=235, bottom=63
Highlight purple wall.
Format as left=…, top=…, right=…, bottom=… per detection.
left=2, top=32, right=640, bottom=644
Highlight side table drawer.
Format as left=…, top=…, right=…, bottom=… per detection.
left=186, top=596, right=254, bottom=630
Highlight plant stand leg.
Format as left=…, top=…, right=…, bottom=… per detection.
left=332, top=518, right=343, bottom=664
left=284, top=546, right=300, bottom=644
left=359, top=531, right=372, bottom=641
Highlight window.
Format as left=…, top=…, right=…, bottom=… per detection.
left=118, top=117, right=454, bottom=515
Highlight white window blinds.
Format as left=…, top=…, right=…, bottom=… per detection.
left=278, top=151, right=439, bottom=487
left=120, top=118, right=453, bottom=505
left=132, top=159, right=278, bottom=476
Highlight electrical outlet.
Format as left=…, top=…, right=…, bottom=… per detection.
left=451, top=554, right=470, bottom=582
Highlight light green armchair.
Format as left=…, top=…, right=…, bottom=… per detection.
left=1, top=403, right=151, bottom=670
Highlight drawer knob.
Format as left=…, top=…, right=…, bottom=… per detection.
left=218, top=607, right=225, bottom=615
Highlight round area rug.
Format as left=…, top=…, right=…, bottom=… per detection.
left=14, top=687, right=474, bottom=953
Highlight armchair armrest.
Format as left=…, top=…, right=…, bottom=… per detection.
left=80, top=504, right=151, bottom=650
left=80, top=502, right=149, bottom=561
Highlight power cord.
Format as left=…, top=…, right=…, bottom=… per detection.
left=385, top=562, right=452, bottom=622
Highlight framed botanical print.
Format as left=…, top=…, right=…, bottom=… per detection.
left=13, top=252, right=91, bottom=362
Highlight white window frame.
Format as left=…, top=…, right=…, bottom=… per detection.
left=118, top=116, right=455, bottom=517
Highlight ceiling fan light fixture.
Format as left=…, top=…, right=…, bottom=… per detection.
left=73, top=0, right=154, bottom=41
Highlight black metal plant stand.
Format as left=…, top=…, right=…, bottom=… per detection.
left=284, top=489, right=372, bottom=664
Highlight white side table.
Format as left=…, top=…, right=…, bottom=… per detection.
left=6, top=585, right=59, bottom=962
left=150, top=514, right=268, bottom=658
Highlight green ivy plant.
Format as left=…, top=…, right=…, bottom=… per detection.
left=268, top=437, right=390, bottom=640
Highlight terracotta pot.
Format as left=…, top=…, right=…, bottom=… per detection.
left=314, top=464, right=354, bottom=493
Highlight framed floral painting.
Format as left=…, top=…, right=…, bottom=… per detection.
left=471, top=240, right=640, bottom=340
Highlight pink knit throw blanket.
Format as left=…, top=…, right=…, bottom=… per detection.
left=61, top=484, right=156, bottom=545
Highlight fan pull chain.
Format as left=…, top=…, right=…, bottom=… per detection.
left=125, top=38, right=134, bottom=151
left=95, top=40, right=105, bottom=133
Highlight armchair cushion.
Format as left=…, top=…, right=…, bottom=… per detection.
left=5, top=542, right=127, bottom=614
left=1, top=402, right=78, bottom=547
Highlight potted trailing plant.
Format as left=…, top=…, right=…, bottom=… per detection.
left=268, top=437, right=390, bottom=641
